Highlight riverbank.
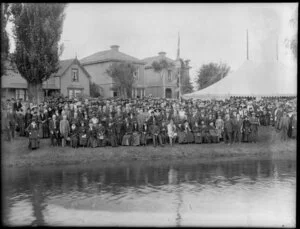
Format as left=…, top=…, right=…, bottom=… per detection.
left=2, top=126, right=296, bottom=168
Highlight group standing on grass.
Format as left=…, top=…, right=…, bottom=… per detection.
left=1, top=96, right=297, bottom=150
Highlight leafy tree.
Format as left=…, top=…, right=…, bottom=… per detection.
left=106, top=61, right=137, bottom=98
left=195, top=62, right=230, bottom=90
left=152, top=59, right=174, bottom=98
left=181, top=74, right=193, bottom=94
left=1, top=3, right=11, bottom=76
left=90, top=81, right=102, bottom=98
left=10, top=3, right=66, bottom=103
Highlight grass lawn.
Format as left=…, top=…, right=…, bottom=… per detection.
left=1, top=126, right=296, bottom=168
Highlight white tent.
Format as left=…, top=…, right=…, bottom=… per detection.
left=183, top=60, right=297, bottom=99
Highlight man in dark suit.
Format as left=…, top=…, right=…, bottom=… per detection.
left=49, top=114, right=60, bottom=146
left=224, top=114, right=233, bottom=145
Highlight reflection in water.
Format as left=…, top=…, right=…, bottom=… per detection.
left=3, top=159, right=296, bottom=227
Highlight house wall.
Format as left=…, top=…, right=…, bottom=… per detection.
left=144, top=67, right=178, bottom=98
left=83, top=61, right=145, bottom=98
left=60, top=63, right=90, bottom=97
left=83, top=62, right=113, bottom=98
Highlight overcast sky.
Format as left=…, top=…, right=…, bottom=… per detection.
left=8, top=3, right=298, bottom=83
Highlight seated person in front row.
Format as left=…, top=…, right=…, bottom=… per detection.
left=140, top=122, right=151, bottom=146
left=177, top=123, right=187, bottom=144
left=200, top=121, right=209, bottom=143
left=107, top=121, right=118, bottom=147
left=97, top=122, right=106, bottom=147
left=192, top=121, right=202, bottom=144
left=207, top=121, right=219, bottom=143
left=150, top=119, right=164, bottom=147
left=79, top=120, right=87, bottom=147
left=122, top=118, right=132, bottom=146
left=184, top=120, right=194, bottom=144
left=132, top=121, right=141, bottom=146
left=167, top=119, right=177, bottom=146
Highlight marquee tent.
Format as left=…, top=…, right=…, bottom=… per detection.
left=183, top=60, right=297, bottom=99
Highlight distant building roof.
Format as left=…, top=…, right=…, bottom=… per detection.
left=80, top=45, right=145, bottom=65
left=51, top=58, right=91, bottom=79
left=142, top=52, right=175, bottom=68
left=53, top=59, right=75, bottom=77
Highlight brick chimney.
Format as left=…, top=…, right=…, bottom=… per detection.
left=110, top=45, right=119, bottom=51
left=158, top=51, right=166, bottom=58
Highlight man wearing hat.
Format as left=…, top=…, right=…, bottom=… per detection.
left=49, top=114, right=60, bottom=146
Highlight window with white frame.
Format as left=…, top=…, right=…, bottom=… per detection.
left=133, top=68, right=139, bottom=81
left=72, top=68, right=79, bottom=82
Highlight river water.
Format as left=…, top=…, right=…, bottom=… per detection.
left=2, top=158, right=296, bottom=227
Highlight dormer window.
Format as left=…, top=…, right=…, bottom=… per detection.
left=72, top=68, right=79, bottom=82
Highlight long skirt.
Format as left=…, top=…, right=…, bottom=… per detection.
left=140, top=133, right=151, bottom=145
left=97, top=138, right=106, bottom=147
left=87, top=137, right=97, bottom=148
left=160, top=133, right=168, bottom=144
left=28, top=138, right=39, bottom=149
left=79, top=133, right=88, bottom=146
left=122, top=134, right=132, bottom=146
left=19, top=123, right=26, bottom=137
left=194, top=133, right=202, bottom=143
left=109, top=135, right=118, bottom=147
left=42, top=123, right=49, bottom=138
left=216, top=129, right=223, bottom=140
left=38, top=126, right=43, bottom=138
left=178, top=132, right=187, bottom=144
left=210, top=135, right=219, bottom=143
left=132, top=132, right=140, bottom=146
left=186, top=131, right=194, bottom=143
left=249, top=126, right=258, bottom=142
left=71, top=136, right=78, bottom=148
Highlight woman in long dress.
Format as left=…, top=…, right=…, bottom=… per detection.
left=131, top=121, right=141, bottom=146
left=107, top=121, right=118, bottom=147
left=78, top=121, right=88, bottom=147
left=26, top=119, right=40, bottom=150
left=122, top=119, right=132, bottom=146
left=70, top=123, right=79, bottom=148
left=167, top=119, right=177, bottom=146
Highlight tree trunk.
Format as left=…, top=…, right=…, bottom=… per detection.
left=28, top=83, right=43, bottom=104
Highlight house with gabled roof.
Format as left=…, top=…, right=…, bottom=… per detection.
left=1, top=57, right=91, bottom=101
left=80, top=45, right=146, bottom=98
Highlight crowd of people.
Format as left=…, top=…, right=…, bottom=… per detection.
left=1, top=95, right=297, bottom=150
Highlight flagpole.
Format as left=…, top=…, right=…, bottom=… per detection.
left=246, top=29, right=249, bottom=60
